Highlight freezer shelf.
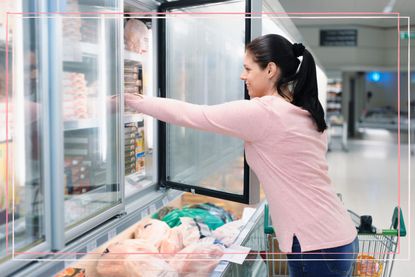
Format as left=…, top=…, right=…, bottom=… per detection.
left=124, top=50, right=144, bottom=62
left=64, top=119, right=99, bottom=131
left=123, top=114, right=144, bottom=124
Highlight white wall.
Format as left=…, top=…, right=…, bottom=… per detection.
left=298, top=24, right=414, bottom=128
left=298, top=25, right=415, bottom=71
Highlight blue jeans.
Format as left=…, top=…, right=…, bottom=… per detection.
left=287, top=236, right=359, bottom=277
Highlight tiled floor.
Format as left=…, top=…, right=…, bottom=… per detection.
left=326, top=129, right=414, bottom=276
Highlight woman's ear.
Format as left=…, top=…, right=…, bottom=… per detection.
left=267, top=62, right=279, bottom=79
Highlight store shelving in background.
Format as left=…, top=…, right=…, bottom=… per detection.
left=326, top=78, right=348, bottom=151
left=326, top=78, right=343, bottom=121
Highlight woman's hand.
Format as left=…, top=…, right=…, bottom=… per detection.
left=124, top=93, right=144, bottom=112
left=107, top=93, right=144, bottom=113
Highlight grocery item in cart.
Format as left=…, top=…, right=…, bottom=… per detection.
left=354, top=255, right=383, bottom=277
left=124, top=19, right=149, bottom=54
left=54, top=267, right=85, bottom=277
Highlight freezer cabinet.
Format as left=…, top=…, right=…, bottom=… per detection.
left=56, top=191, right=269, bottom=277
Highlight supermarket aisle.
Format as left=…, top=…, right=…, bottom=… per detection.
left=326, top=130, right=414, bottom=275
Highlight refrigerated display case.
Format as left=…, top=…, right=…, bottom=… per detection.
left=0, top=1, right=49, bottom=270
left=1, top=0, right=324, bottom=276
left=122, top=5, right=156, bottom=199
left=1, top=0, right=125, bottom=274
left=46, top=0, right=124, bottom=249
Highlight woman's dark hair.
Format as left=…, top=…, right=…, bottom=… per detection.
left=246, top=34, right=327, bottom=132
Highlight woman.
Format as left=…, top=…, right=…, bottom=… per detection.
left=125, top=34, right=358, bottom=276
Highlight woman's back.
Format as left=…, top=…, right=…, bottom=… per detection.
left=245, top=95, right=356, bottom=252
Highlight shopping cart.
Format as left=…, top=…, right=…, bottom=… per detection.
left=263, top=204, right=406, bottom=277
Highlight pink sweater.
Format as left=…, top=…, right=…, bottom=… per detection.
left=131, top=95, right=357, bottom=252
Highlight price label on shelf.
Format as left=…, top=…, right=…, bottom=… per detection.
left=221, top=245, right=251, bottom=264
left=108, top=229, right=117, bottom=240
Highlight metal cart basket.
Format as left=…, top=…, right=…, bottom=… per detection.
left=263, top=205, right=406, bottom=277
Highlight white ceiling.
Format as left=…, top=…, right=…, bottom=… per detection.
left=277, top=0, right=414, bottom=28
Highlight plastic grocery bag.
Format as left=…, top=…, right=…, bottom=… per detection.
left=189, top=202, right=235, bottom=223
left=160, top=207, right=225, bottom=230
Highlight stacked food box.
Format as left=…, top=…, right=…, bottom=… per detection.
left=124, top=122, right=145, bottom=177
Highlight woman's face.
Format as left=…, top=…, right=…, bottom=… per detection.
left=240, top=51, right=275, bottom=98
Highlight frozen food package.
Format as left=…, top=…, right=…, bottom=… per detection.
left=175, top=217, right=203, bottom=247
left=169, top=237, right=224, bottom=276
left=133, top=218, right=170, bottom=249
left=124, top=19, right=149, bottom=54
left=125, top=156, right=135, bottom=163
left=96, top=239, right=159, bottom=277
left=124, top=254, right=178, bottom=277
left=125, top=138, right=135, bottom=145
left=124, top=72, right=139, bottom=80
left=159, top=227, right=184, bottom=258
left=124, top=87, right=139, bottom=94
left=212, top=220, right=244, bottom=247
left=81, top=18, right=98, bottom=43
left=62, top=72, right=91, bottom=120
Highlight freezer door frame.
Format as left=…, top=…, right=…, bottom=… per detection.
left=157, top=0, right=261, bottom=204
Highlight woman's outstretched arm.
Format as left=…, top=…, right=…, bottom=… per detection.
left=125, top=94, right=272, bottom=142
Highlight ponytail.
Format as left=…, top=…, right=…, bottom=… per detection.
left=291, top=49, right=327, bottom=132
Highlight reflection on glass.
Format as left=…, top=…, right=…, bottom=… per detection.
left=198, top=156, right=245, bottom=195
left=123, top=17, right=154, bottom=199
left=61, top=15, right=120, bottom=229
left=165, top=1, right=246, bottom=195
left=0, top=7, right=45, bottom=261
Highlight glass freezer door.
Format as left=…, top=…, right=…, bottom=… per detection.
left=50, top=0, right=122, bottom=237
left=1, top=0, right=47, bottom=262
left=159, top=0, right=257, bottom=203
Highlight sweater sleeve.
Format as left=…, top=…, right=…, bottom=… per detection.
left=128, top=95, right=271, bottom=142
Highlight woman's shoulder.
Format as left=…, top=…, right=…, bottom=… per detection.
left=252, top=95, right=290, bottom=110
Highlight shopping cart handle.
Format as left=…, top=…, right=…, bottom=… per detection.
left=264, top=204, right=275, bottom=234
left=391, top=206, right=407, bottom=236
